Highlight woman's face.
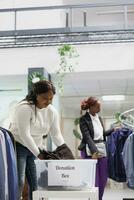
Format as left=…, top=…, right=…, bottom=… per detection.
left=90, top=101, right=101, bottom=115
left=36, top=90, right=54, bottom=109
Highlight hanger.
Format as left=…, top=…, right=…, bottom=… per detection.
left=119, top=108, right=134, bottom=130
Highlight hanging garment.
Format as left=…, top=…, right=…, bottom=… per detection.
left=0, top=144, right=6, bottom=200
left=0, top=131, right=8, bottom=200
left=106, top=127, right=132, bottom=182
left=0, top=127, right=18, bottom=200
left=122, top=133, right=134, bottom=189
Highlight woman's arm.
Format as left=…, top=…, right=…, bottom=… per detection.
left=15, top=104, right=40, bottom=156
left=49, top=108, right=65, bottom=147
left=105, top=128, right=114, bottom=136
left=99, top=117, right=114, bottom=136
left=79, top=117, right=99, bottom=154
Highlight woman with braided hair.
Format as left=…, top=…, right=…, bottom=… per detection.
left=78, top=96, right=114, bottom=200
left=9, top=80, right=65, bottom=200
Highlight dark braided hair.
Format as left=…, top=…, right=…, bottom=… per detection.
left=25, top=80, right=56, bottom=105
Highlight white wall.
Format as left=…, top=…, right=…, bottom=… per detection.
left=0, top=75, right=27, bottom=127
left=76, top=43, right=134, bottom=72
left=0, top=46, right=59, bottom=75
left=1, top=43, right=134, bottom=75
left=0, top=0, right=63, bottom=8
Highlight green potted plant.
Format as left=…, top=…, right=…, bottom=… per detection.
left=56, top=44, right=79, bottom=93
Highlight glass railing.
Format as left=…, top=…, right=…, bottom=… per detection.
left=0, top=2, right=134, bottom=32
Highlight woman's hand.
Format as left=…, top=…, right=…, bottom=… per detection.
left=38, top=148, right=45, bottom=160
left=92, top=152, right=102, bottom=159
left=37, top=153, right=44, bottom=160
left=114, top=126, right=121, bottom=131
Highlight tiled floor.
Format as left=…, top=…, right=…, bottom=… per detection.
left=103, top=187, right=134, bottom=200
left=103, top=180, right=134, bottom=200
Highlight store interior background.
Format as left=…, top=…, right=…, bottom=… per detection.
left=0, top=0, right=134, bottom=157
left=1, top=44, right=134, bottom=157
left=0, top=1, right=134, bottom=199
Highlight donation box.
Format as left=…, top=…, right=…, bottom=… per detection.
left=35, top=159, right=97, bottom=190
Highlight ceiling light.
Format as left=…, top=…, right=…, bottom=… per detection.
left=102, top=95, right=125, bottom=101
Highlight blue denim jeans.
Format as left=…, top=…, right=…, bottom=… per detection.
left=16, top=142, right=37, bottom=200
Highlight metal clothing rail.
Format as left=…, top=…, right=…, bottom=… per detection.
left=0, top=1, right=134, bottom=48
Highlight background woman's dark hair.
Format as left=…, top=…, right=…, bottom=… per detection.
left=25, top=80, right=56, bottom=105
left=81, top=96, right=99, bottom=112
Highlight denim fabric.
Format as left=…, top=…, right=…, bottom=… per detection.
left=122, top=133, right=134, bottom=189
left=0, top=144, right=5, bottom=200
left=106, top=128, right=132, bottom=182
left=0, top=128, right=18, bottom=200
left=16, top=142, right=37, bottom=200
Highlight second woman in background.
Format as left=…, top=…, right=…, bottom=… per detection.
left=78, top=96, right=114, bottom=200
